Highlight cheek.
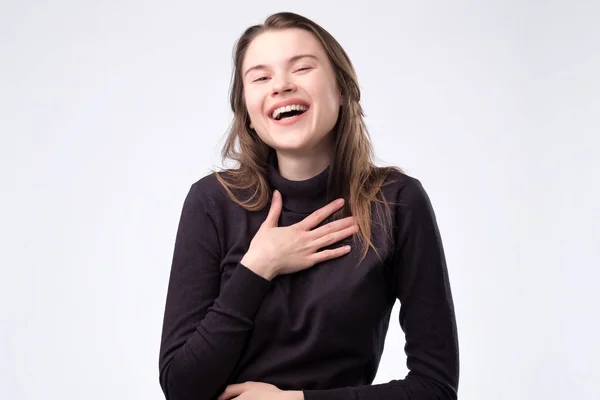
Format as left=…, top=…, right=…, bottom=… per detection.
left=243, top=91, right=262, bottom=119
left=328, top=83, right=342, bottom=109
left=316, top=79, right=341, bottom=115
left=321, top=88, right=341, bottom=123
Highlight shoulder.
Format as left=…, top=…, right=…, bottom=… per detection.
left=189, top=171, right=226, bottom=200
left=378, top=167, right=432, bottom=210
left=184, top=170, right=236, bottom=213
left=377, top=169, right=442, bottom=245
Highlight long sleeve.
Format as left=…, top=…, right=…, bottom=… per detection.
left=158, top=181, right=273, bottom=400
left=302, top=177, right=459, bottom=400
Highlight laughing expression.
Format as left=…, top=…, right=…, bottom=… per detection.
left=242, top=28, right=342, bottom=156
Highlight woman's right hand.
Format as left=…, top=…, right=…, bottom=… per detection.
left=240, top=190, right=358, bottom=280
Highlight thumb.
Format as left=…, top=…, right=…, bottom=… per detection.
left=263, top=190, right=282, bottom=227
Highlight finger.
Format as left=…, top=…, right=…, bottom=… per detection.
left=217, top=383, right=247, bottom=400
left=308, top=216, right=355, bottom=239
left=263, top=190, right=282, bottom=227
left=310, top=245, right=352, bottom=264
left=311, top=224, right=358, bottom=250
left=296, top=198, right=345, bottom=231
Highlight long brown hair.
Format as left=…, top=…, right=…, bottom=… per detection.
left=215, top=11, right=401, bottom=262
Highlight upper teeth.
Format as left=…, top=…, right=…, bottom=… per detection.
left=271, top=104, right=308, bottom=119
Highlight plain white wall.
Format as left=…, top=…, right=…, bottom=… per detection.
left=1, top=1, right=598, bottom=399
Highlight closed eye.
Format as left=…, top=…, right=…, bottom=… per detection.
left=251, top=67, right=312, bottom=83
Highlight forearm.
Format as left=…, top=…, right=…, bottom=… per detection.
left=160, top=264, right=272, bottom=400
left=302, top=375, right=456, bottom=400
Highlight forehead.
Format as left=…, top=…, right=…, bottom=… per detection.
left=243, top=28, right=326, bottom=69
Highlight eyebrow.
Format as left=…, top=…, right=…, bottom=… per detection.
left=243, top=54, right=319, bottom=78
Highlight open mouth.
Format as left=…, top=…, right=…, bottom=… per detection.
left=271, top=104, right=309, bottom=121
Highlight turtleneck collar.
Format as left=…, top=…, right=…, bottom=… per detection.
left=267, top=150, right=331, bottom=214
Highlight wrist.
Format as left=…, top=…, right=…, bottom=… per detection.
left=241, top=252, right=277, bottom=280
left=284, top=391, right=304, bottom=400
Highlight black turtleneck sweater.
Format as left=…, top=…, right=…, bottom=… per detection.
left=158, top=157, right=459, bottom=400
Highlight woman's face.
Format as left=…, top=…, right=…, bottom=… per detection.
left=242, top=28, right=342, bottom=156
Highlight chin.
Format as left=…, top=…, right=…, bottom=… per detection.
left=267, top=132, right=310, bottom=150
left=270, top=142, right=311, bottom=154
left=261, top=125, right=330, bottom=155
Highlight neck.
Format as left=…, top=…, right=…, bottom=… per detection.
left=267, top=150, right=331, bottom=214
left=275, top=140, right=334, bottom=181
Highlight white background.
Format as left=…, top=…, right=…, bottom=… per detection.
left=2, top=1, right=599, bottom=399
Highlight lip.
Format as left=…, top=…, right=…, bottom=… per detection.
left=271, top=108, right=310, bottom=126
left=267, top=98, right=310, bottom=119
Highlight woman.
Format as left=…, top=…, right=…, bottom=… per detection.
left=158, top=11, right=459, bottom=400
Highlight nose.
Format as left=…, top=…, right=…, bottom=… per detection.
left=271, top=76, right=297, bottom=96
